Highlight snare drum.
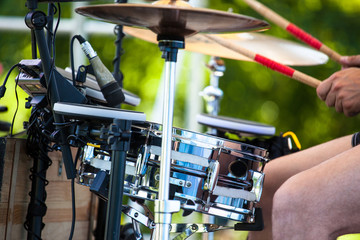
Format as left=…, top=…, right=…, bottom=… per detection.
left=77, top=121, right=268, bottom=223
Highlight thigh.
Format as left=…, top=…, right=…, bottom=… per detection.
left=275, top=144, right=360, bottom=238
left=263, top=134, right=353, bottom=190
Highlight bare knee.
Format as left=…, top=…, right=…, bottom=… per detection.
left=272, top=178, right=301, bottom=227
left=271, top=176, right=315, bottom=240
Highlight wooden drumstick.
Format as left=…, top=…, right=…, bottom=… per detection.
left=205, top=34, right=321, bottom=88
left=243, top=0, right=342, bottom=64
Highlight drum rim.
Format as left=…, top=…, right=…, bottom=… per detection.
left=132, top=121, right=269, bottom=159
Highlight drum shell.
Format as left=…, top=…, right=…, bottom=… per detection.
left=77, top=122, right=268, bottom=222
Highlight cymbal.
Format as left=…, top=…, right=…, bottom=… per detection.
left=75, top=3, right=270, bottom=38
left=123, top=26, right=329, bottom=66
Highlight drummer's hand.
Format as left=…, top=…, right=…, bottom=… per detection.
left=340, top=55, right=360, bottom=69
left=317, top=67, right=360, bottom=117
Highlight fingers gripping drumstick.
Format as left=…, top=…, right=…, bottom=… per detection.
left=205, top=34, right=321, bottom=88
left=243, top=0, right=342, bottom=64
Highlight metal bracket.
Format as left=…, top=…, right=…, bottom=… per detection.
left=172, top=224, right=198, bottom=240
left=155, top=174, right=192, bottom=188
left=122, top=205, right=156, bottom=229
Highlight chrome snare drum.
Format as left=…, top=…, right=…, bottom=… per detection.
left=78, top=121, right=268, bottom=223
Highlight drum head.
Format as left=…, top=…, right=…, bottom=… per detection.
left=197, top=114, right=276, bottom=136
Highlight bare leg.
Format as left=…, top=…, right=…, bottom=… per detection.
left=248, top=135, right=353, bottom=240
left=272, top=143, right=360, bottom=239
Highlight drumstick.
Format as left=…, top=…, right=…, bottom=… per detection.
left=243, top=0, right=342, bottom=64
left=205, top=34, right=321, bottom=88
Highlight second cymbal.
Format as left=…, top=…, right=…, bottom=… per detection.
left=123, top=26, right=328, bottom=66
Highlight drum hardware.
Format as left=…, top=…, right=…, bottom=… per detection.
left=103, top=118, right=133, bottom=239
left=204, top=160, right=220, bottom=195
left=201, top=57, right=225, bottom=117
left=171, top=223, right=233, bottom=234
left=75, top=3, right=270, bottom=239
left=53, top=103, right=146, bottom=239
left=234, top=207, right=264, bottom=231
left=76, top=121, right=268, bottom=238
left=133, top=126, right=153, bottom=195
left=172, top=224, right=199, bottom=240
left=122, top=205, right=156, bottom=230
left=155, top=174, right=192, bottom=188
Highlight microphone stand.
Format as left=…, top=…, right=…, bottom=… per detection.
left=112, top=0, right=127, bottom=91
left=93, top=0, right=128, bottom=238
left=23, top=2, right=87, bottom=238
left=25, top=0, right=86, bottom=179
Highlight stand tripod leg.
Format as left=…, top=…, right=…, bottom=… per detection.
left=104, top=119, right=132, bottom=240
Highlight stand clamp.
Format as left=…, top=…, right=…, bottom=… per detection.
left=154, top=199, right=181, bottom=224
left=25, top=11, right=47, bottom=30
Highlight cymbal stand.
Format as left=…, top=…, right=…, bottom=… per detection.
left=154, top=37, right=184, bottom=240
left=201, top=57, right=225, bottom=134
left=112, top=0, right=127, bottom=89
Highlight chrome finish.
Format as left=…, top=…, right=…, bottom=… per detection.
left=122, top=205, right=155, bottom=229
left=172, top=224, right=198, bottom=240
left=203, top=160, right=220, bottom=192
left=132, top=220, right=143, bottom=240
left=155, top=174, right=192, bottom=188
left=156, top=59, right=178, bottom=240
left=170, top=223, right=233, bottom=233
left=77, top=122, right=268, bottom=223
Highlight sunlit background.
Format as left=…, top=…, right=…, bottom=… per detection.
left=1, top=0, right=360, bottom=239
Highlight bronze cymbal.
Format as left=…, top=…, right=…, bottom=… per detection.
left=75, top=3, right=270, bottom=38
left=123, top=26, right=328, bottom=66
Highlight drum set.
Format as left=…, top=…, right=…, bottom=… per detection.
left=11, top=0, right=329, bottom=239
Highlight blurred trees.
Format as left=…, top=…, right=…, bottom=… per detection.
left=1, top=0, right=360, bottom=143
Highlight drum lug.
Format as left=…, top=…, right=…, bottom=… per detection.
left=203, top=160, right=220, bottom=192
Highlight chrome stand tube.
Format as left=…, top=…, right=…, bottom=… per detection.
left=155, top=39, right=184, bottom=240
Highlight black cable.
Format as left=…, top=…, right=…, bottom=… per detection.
left=10, top=74, right=20, bottom=137
left=24, top=106, right=53, bottom=240
left=0, top=63, right=20, bottom=98
left=69, top=178, right=76, bottom=240
left=46, top=3, right=61, bottom=104
left=70, top=34, right=86, bottom=86
left=70, top=36, right=77, bottom=86
left=68, top=147, right=81, bottom=240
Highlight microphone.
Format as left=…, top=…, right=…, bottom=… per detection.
left=78, top=36, right=125, bottom=106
